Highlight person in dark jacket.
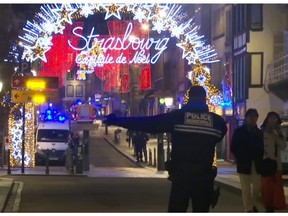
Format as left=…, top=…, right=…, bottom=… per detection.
left=104, top=86, right=227, bottom=212
left=231, top=108, right=264, bottom=212
left=126, top=129, right=135, bottom=148
left=133, top=131, right=149, bottom=162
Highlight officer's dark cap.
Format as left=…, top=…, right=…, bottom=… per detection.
left=188, top=86, right=206, bottom=103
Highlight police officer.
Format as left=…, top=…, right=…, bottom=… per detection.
left=104, top=86, right=227, bottom=212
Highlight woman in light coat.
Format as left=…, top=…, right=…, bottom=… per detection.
left=260, top=111, right=287, bottom=212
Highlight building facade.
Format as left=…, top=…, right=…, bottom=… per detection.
left=206, top=4, right=288, bottom=161
left=191, top=4, right=288, bottom=161
left=232, top=4, right=288, bottom=125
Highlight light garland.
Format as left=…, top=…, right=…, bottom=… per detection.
left=8, top=103, right=35, bottom=168
left=24, top=103, right=36, bottom=167
left=15, top=3, right=227, bottom=112
left=17, top=3, right=219, bottom=66
left=184, top=60, right=223, bottom=112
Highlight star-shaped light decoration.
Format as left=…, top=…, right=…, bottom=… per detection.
left=28, top=40, right=50, bottom=62
left=104, top=3, right=125, bottom=20
left=152, top=19, right=166, bottom=34
left=170, top=23, right=185, bottom=38
left=54, top=22, right=66, bottom=34
left=133, top=6, right=150, bottom=23
left=37, top=33, right=53, bottom=48
left=52, top=4, right=77, bottom=25
left=79, top=3, right=95, bottom=18
left=41, top=21, right=57, bottom=34
left=146, top=3, right=169, bottom=22
left=176, top=38, right=197, bottom=58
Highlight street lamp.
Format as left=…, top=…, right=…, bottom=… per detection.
left=164, top=97, right=173, bottom=108
left=0, top=81, right=3, bottom=92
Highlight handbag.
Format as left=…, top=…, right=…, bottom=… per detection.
left=260, top=158, right=277, bottom=177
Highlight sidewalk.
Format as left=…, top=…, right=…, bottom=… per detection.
left=103, top=126, right=288, bottom=205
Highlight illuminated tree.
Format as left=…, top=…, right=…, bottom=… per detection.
left=184, top=59, right=223, bottom=112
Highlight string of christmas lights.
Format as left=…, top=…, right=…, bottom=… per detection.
left=8, top=103, right=35, bottom=167
left=12, top=3, right=228, bottom=108
left=17, top=3, right=219, bottom=66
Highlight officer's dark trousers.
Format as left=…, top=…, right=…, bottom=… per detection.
left=168, top=177, right=214, bottom=212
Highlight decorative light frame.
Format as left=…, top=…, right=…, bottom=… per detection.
left=19, top=3, right=219, bottom=65
left=17, top=3, right=227, bottom=108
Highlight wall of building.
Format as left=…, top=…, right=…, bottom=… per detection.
left=247, top=4, right=285, bottom=123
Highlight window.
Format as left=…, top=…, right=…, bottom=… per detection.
left=66, top=85, right=74, bottom=97
left=37, top=129, right=69, bottom=142
left=249, top=4, right=263, bottom=31
left=233, top=55, right=248, bottom=102
left=233, top=5, right=248, bottom=35
left=76, top=85, right=83, bottom=97
left=248, top=52, right=263, bottom=87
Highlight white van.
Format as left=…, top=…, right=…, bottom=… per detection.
left=280, top=122, right=288, bottom=173
left=35, top=120, right=70, bottom=165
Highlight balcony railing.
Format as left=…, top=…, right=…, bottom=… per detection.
left=266, top=54, right=288, bottom=101
left=268, top=54, right=288, bottom=85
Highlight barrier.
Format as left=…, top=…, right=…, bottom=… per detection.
left=153, top=148, right=157, bottom=167
left=114, top=129, right=122, bottom=144
left=45, top=149, right=49, bottom=174
left=7, top=149, right=11, bottom=174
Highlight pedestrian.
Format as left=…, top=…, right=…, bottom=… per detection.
left=142, top=133, right=149, bottom=163
left=260, top=111, right=287, bottom=212
left=231, top=108, right=264, bottom=212
left=130, top=130, right=137, bottom=156
left=104, top=85, right=227, bottom=212
left=133, top=131, right=149, bottom=162
left=126, top=129, right=135, bottom=148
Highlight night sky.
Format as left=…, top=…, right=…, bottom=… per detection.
left=11, top=4, right=41, bottom=19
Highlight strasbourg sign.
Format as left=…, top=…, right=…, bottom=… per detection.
left=68, top=22, right=170, bottom=69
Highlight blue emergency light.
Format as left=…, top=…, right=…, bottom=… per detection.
left=44, top=108, right=66, bottom=122
left=58, top=115, right=66, bottom=122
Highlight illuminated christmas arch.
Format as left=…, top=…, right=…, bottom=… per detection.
left=18, top=3, right=224, bottom=102
left=11, top=3, right=228, bottom=167
left=20, top=3, right=219, bottom=65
